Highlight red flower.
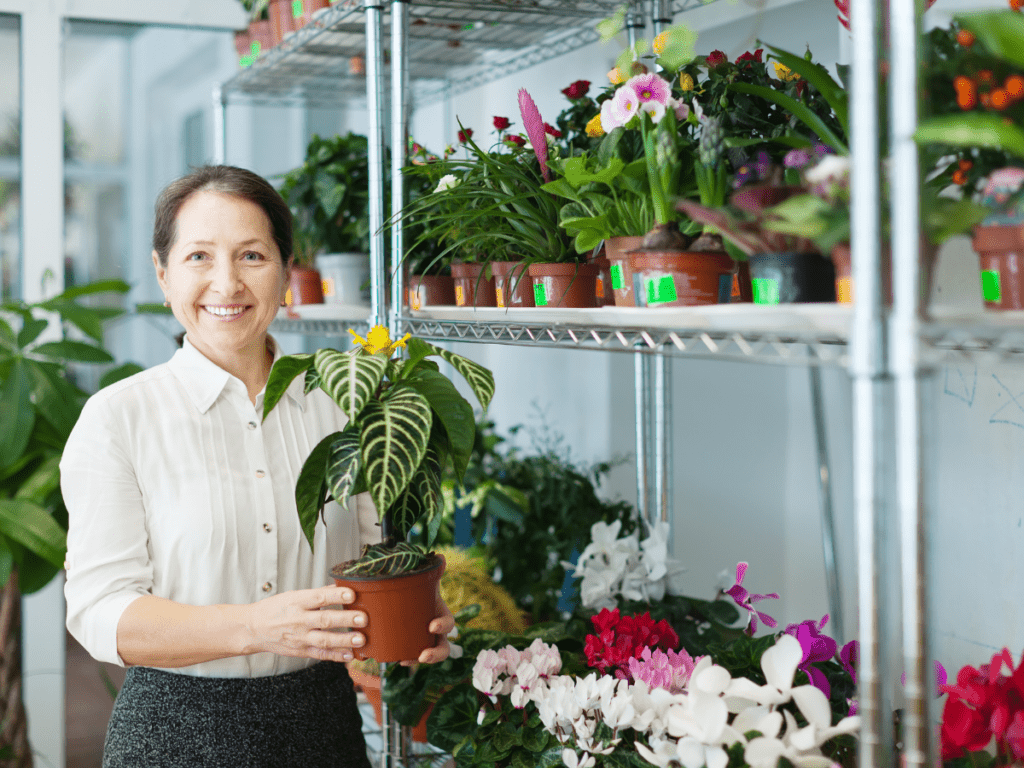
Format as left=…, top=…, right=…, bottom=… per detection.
left=543, top=123, right=562, bottom=138
left=457, top=128, right=473, bottom=143
left=705, top=50, right=727, bottom=68
left=492, top=116, right=510, bottom=131
left=940, top=648, right=1024, bottom=761
left=736, top=49, right=763, bottom=65
left=561, top=79, right=591, bottom=100
left=505, top=135, right=526, bottom=147
left=583, top=610, right=679, bottom=679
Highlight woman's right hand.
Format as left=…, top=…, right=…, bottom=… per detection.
left=240, top=585, right=367, bottom=663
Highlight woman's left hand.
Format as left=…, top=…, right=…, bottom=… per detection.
left=402, top=602, right=455, bottom=666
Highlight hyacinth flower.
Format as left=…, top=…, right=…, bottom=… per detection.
left=723, top=561, right=779, bottom=635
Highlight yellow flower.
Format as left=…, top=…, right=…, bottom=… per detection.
left=653, top=31, right=668, bottom=54
left=679, top=72, right=695, bottom=91
left=349, top=325, right=411, bottom=356
left=585, top=114, right=605, bottom=137
left=608, top=66, right=626, bottom=85
left=774, top=62, right=801, bottom=82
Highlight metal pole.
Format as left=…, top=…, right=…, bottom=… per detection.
left=365, top=0, right=387, bottom=332
left=850, top=0, right=893, bottom=763
left=390, top=0, right=408, bottom=334
left=652, top=0, right=672, bottom=36
left=634, top=352, right=650, bottom=525
left=212, top=85, right=227, bottom=165
left=653, top=355, right=672, bottom=534
left=889, top=0, right=932, bottom=762
left=626, top=0, right=644, bottom=50
left=809, top=362, right=843, bottom=642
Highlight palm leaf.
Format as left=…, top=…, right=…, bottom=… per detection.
left=325, top=426, right=361, bottom=511
left=359, top=384, right=433, bottom=515
left=314, top=348, right=388, bottom=420
left=0, top=359, right=34, bottom=470
left=262, top=354, right=313, bottom=421
left=728, top=81, right=848, bottom=154
left=0, top=499, right=66, bottom=567
left=958, top=10, right=1024, bottom=69
left=404, top=338, right=494, bottom=411
left=915, top=113, right=1024, bottom=160
left=764, top=44, right=848, bottom=136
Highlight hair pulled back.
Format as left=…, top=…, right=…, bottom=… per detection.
left=152, top=165, right=293, bottom=267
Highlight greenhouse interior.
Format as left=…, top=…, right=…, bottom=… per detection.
left=1, top=0, right=1022, bottom=767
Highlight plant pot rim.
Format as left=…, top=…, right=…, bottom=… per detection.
left=330, top=551, right=445, bottom=582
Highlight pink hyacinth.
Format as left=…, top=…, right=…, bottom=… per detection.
left=626, top=73, right=672, bottom=105
left=627, top=646, right=699, bottom=694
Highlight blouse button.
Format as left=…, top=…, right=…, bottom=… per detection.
left=263, top=523, right=272, bottom=533
left=255, top=470, right=266, bottom=478
left=248, top=421, right=257, bottom=430
left=262, top=582, right=272, bottom=593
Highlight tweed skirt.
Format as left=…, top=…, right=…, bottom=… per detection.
left=103, top=661, right=371, bottom=768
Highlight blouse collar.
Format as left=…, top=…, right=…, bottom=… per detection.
left=168, top=335, right=306, bottom=414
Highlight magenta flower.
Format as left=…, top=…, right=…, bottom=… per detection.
left=784, top=614, right=838, bottom=697
left=840, top=639, right=858, bottom=684
left=626, top=73, right=672, bottom=105
left=628, top=646, right=699, bottom=694
left=723, top=561, right=779, bottom=636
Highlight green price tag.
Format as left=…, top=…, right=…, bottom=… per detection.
left=293, top=0, right=304, bottom=18
left=250, top=41, right=261, bottom=56
left=533, top=282, right=548, bottom=306
left=982, top=269, right=1001, bottom=303
left=752, top=277, right=781, bottom=305
left=610, top=263, right=624, bottom=291
left=646, top=275, right=678, bottom=305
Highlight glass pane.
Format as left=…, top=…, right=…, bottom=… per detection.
left=0, top=14, right=20, bottom=302
left=63, top=22, right=130, bottom=165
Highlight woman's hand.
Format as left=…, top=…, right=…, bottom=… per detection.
left=241, top=585, right=368, bottom=663
left=402, top=601, right=456, bottom=667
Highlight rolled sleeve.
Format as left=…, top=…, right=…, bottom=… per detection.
left=61, top=395, right=152, bottom=667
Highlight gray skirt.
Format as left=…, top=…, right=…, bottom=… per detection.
left=103, top=662, right=371, bottom=768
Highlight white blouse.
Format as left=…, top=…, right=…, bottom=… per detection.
left=61, top=336, right=381, bottom=678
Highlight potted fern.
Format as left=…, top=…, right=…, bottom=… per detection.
left=262, top=325, right=493, bottom=662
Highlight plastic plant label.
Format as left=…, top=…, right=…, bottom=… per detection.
left=284, top=288, right=293, bottom=306
left=595, top=276, right=605, bottom=299
left=752, top=277, right=781, bottom=305
left=293, top=0, right=303, bottom=19
left=411, top=289, right=422, bottom=311
left=645, top=274, right=677, bottom=305
left=533, top=281, right=549, bottom=306
left=836, top=277, right=854, bottom=304
left=322, top=278, right=334, bottom=297
left=455, top=285, right=465, bottom=306
left=610, top=263, right=624, bottom=290
left=495, top=284, right=505, bottom=308
left=982, top=269, right=1001, bottom=303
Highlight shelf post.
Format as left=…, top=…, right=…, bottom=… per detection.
left=390, top=0, right=409, bottom=336
left=365, top=0, right=388, bottom=333
left=634, top=353, right=653, bottom=528
left=626, top=0, right=645, bottom=50
left=889, top=0, right=934, bottom=762
left=212, top=85, right=227, bottom=165
left=653, top=355, right=672, bottom=535
left=652, top=0, right=672, bottom=36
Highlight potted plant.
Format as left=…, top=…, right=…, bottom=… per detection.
left=279, top=133, right=379, bottom=307
left=261, top=325, right=494, bottom=662
left=237, top=0, right=272, bottom=65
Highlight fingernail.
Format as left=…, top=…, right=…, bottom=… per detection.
left=342, top=651, right=353, bottom=662
left=352, top=614, right=366, bottom=628
left=351, top=633, right=364, bottom=647
left=341, top=589, right=355, bottom=602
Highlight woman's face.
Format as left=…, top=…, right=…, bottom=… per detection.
left=153, top=191, right=289, bottom=363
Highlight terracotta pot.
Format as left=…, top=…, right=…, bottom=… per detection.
left=234, top=30, right=251, bottom=59
left=286, top=266, right=325, bottom=305
left=732, top=261, right=753, bottom=303
left=605, top=236, right=645, bottom=307
left=527, top=262, right=599, bottom=308
left=972, top=224, right=1024, bottom=310
left=407, top=274, right=456, bottom=309
left=450, top=263, right=497, bottom=308
left=826, top=241, right=936, bottom=307
left=268, top=0, right=295, bottom=45
left=747, top=252, right=836, bottom=304
left=347, top=667, right=431, bottom=743
left=630, top=251, right=735, bottom=307
left=331, top=554, right=446, bottom=663
left=248, top=20, right=273, bottom=57
left=293, top=0, right=330, bottom=27
left=830, top=244, right=853, bottom=304
left=491, top=261, right=535, bottom=308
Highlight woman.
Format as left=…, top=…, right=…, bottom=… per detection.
left=61, top=165, right=454, bottom=767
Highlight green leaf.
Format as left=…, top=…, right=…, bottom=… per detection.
left=404, top=338, right=494, bottom=411
left=13, top=454, right=61, bottom=506
left=0, top=536, right=13, bottom=591
left=0, top=359, right=34, bottom=470
left=314, top=348, right=388, bottom=421
left=49, top=303, right=105, bottom=343
left=54, top=279, right=130, bottom=301
left=339, top=541, right=430, bottom=577
left=0, top=317, right=14, bottom=349
left=17, top=550, right=60, bottom=594
left=99, top=362, right=145, bottom=389
left=31, top=340, right=113, bottom=364
left=304, top=365, right=322, bottom=395
left=538, top=178, right=580, bottom=201
left=325, top=426, right=362, bottom=511
left=915, top=113, right=1024, bottom=160
left=563, top=155, right=625, bottom=188
left=262, top=354, right=314, bottom=421
left=134, top=303, right=174, bottom=315
left=958, top=10, right=1024, bottom=69
left=16, top=319, right=48, bottom=349
left=294, top=432, right=339, bottom=550
left=0, top=499, right=66, bottom=567
left=388, top=446, right=442, bottom=541
left=23, top=360, right=82, bottom=440
left=359, top=384, right=432, bottom=515
left=764, top=44, right=848, bottom=136
left=597, top=5, right=626, bottom=41
left=728, top=81, right=848, bottom=154
left=657, top=24, right=698, bottom=71
left=403, top=368, right=476, bottom=481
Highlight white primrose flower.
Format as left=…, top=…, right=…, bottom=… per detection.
left=804, top=154, right=850, bottom=185
left=434, top=173, right=459, bottom=193
left=641, top=99, right=667, bottom=124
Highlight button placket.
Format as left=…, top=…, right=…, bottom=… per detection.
left=244, top=403, right=279, bottom=600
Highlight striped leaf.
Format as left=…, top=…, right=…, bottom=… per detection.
left=404, top=368, right=475, bottom=481
left=314, top=348, right=388, bottom=420
left=325, top=426, right=361, bottom=511
left=295, top=432, right=339, bottom=550
left=359, top=384, right=432, bottom=515
left=262, top=354, right=313, bottom=422
left=303, top=365, right=322, bottom=395
left=405, top=338, right=494, bottom=411
left=388, top=446, right=442, bottom=541
left=338, top=541, right=432, bottom=577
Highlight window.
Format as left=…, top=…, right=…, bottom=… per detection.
left=0, top=15, right=20, bottom=302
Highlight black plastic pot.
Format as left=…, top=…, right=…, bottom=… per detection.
left=748, top=252, right=836, bottom=304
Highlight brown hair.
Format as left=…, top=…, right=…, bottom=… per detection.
left=152, top=165, right=293, bottom=267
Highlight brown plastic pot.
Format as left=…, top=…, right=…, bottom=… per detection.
left=591, top=256, right=613, bottom=307
left=268, top=0, right=295, bottom=45
left=286, top=266, right=324, bottom=305
left=831, top=244, right=853, bottom=304
left=407, top=274, right=456, bottom=309
left=731, top=260, right=753, bottom=303
left=248, top=20, right=273, bottom=57
left=450, top=263, right=497, bottom=308
left=347, top=667, right=431, bottom=743
left=491, top=261, right=535, bottom=308
left=973, top=224, right=1024, bottom=310
left=527, top=263, right=599, bottom=308
left=234, top=30, right=251, bottom=59
left=630, top=251, right=735, bottom=307
left=293, top=0, right=330, bottom=27
left=331, top=554, right=446, bottom=663
left=605, top=236, right=645, bottom=307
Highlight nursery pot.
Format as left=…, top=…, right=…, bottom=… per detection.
left=630, top=250, right=735, bottom=307
left=450, top=263, right=497, bottom=308
left=286, top=266, right=325, bottom=306
left=331, top=554, right=446, bottom=664
left=317, top=253, right=369, bottom=306
left=347, top=667, right=431, bottom=743
left=972, top=224, right=1024, bottom=310
left=588, top=246, right=613, bottom=307
left=830, top=244, right=853, bottom=304
left=234, top=30, right=251, bottom=60
left=732, top=261, right=753, bottom=303
left=407, top=274, right=456, bottom=309
left=293, top=0, right=330, bottom=27
left=747, top=252, right=836, bottom=304
left=491, top=261, right=535, bottom=308
left=605, top=236, right=645, bottom=307
left=527, top=262, right=599, bottom=308
left=268, top=0, right=296, bottom=44
left=247, top=20, right=273, bottom=57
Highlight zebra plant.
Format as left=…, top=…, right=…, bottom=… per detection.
left=262, top=325, right=494, bottom=578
